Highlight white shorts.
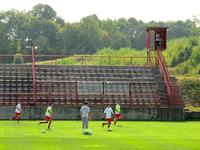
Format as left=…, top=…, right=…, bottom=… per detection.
left=82, top=117, right=89, bottom=126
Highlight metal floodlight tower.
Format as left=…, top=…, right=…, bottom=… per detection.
left=26, top=38, right=37, bottom=105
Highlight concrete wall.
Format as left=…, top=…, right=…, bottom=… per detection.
left=0, top=106, right=184, bottom=120
left=185, top=111, right=200, bottom=120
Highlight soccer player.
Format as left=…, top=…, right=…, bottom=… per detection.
left=80, top=101, right=91, bottom=134
left=38, top=102, right=53, bottom=129
left=114, top=102, right=121, bottom=125
left=102, top=104, right=114, bottom=131
left=10, top=99, right=22, bottom=123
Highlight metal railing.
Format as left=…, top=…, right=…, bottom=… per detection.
left=0, top=54, right=156, bottom=66
left=156, top=50, right=184, bottom=107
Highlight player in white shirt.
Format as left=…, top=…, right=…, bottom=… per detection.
left=10, top=100, right=22, bottom=122
left=80, top=101, right=91, bottom=134
left=102, top=104, right=114, bottom=131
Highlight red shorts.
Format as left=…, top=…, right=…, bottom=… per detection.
left=115, top=114, right=121, bottom=119
left=45, top=116, right=52, bottom=121
left=106, top=118, right=112, bottom=123
left=15, top=112, right=21, bottom=118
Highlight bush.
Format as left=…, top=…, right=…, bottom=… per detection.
left=178, top=78, right=200, bottom=105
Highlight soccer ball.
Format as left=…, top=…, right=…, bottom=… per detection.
left=107, top=128, right=112, bottom=132
left=42, top=130, right=46, bottom=134
left=88, top=130, right=92, bottom=135
left=84, top=129, right=92, bottom=135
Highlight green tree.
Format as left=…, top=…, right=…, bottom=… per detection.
left=78, top=15, right=104, bottom=53
left=101, top=19, right=130, bottom=49
left=31, top=4, right=57, bottom=20
left=59, top=23, right=80, bottom=54
left=0, top=10, right=31, bottom=53
left=0, top=22, right=11, bottom=54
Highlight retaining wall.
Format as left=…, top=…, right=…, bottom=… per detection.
left=184, top=111, right=200, bottom=120
left=0, top=106, right=184, bottom=120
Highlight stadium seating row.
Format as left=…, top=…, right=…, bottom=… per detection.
left=0, top=65, right=170, bottom=107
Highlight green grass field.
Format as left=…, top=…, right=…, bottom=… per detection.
left=0, top=121, right=200, bottom=150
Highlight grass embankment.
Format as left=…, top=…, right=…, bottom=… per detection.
left=36, top=48, right=147, bottom=66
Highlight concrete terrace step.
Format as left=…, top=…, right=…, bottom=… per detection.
left=0, top=64, right=172, bottom=107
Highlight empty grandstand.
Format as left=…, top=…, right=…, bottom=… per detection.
left=0, top=27, right=184, bottom=120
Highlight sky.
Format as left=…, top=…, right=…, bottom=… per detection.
left=0, top=0, right=199, bottom=22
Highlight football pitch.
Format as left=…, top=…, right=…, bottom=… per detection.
left=0, top=121, right=200, bottom=150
